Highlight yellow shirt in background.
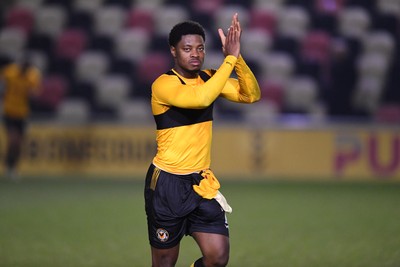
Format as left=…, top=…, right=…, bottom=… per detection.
left=1, top=63, right=41, bottom=119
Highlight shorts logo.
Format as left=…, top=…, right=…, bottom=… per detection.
left=156, top=228, right=169, bottom=242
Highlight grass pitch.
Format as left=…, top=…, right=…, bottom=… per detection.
left=1, top=178, right=399, bottom=267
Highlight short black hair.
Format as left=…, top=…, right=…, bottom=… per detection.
left=168, top=21, right=206, bottom=47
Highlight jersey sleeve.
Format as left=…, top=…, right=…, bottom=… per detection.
left=152, top=55, right=237, bottom=109
left=219, top=55, right=261, bottom=103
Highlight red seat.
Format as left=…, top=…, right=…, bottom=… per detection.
left=5, top=7, right=34, bottom=34
left=136, top=52, right=171, bottom=86
left=301, top=30, right=332, bottom=65
left=35, top=75, right=68, bottom=110
left=54, top=29, right=88, bottom=60
left=248, top=9, right=277, bottom=35
left=191, top=0, right=225, bottom=15
left=260, top=80, right=284, bottom=110
left=125, top=8, right=154, bottom=34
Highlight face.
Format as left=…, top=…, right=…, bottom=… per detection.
left=170, top=34, right=205, bottom=78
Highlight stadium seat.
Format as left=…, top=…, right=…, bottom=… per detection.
left=259, top=52, right=295, bottom=85
left=284, top=75, right=319, bottom=113
left=190, top=0, right=225, bottom=15
left=75, top=51, right=110, bottom=83
left=153, top=5, right=189, bottom=37
left=54, top=29, right=88, bottom=60
left=34, top=5, right=67, bottom=38
left=252, top=0, right=286, bottom=13
left=72, top=0, right=104, bottom=13
left=56, top=98, right=90, bottom=123
left=241, top=29, right=272, bottom=61
left=353, top=76, right=383, bottom=113
left=94, top=74, right=131, bottom=109
left=0, top=28, right=27, bottom=59
left=5, top=6, right=34, bottom=34
left=377, top=0, right=400, bottom=16
left=93, top=5, right=126, bottom=37
left=338, top=6, right=371, bottom=39
left=125, top=8, right=154, bottom=34
left=135, top=51, right=171, bottom=96
left=28, top=49, right=48, bottom=72
left=357, top=52, right=390, bottom=80
left=14, top=0, right=44, bottom=11
left=114, top=29, right=151, bottom=62
left=34, top=74, right=68, bottom=110
left=133, top=0, right=166, bottom=9
left=277, top=5, right=310, bottom=40
left=117, top=99, right=153, bottom=123
left=213, top=5, right=250, bottom=31
left=300, top=30, right=332, bottom=65
left=202, top=49, right=224, bottom=70
left=314, top=0, right=346, bottom=15
left=362, top=30, right=396, bottom=59
left=248, top=8, right=277, bottom=35
left=259, top=80, right=285, bottom=111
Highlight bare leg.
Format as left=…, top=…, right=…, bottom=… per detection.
left=151, top=244, right=180, bottom=267
left=192, top=232, right=229, bottom=267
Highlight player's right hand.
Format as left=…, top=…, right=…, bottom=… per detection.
left=218, top=13, right=241, bottom=58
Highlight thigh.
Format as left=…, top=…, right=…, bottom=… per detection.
left=187, top=198, right=229, bottom=237
left=144, top=165, right=201, bottom=249
left=151, top=244, right=180, bottom=267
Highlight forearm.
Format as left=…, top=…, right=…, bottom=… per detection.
left=235, top=55, right=261, bottom=103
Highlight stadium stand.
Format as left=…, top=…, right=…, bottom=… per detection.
left=0, top=0, right=399, bottom=123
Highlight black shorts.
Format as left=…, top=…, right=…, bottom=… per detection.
left=144, top=164, right=229, bottom=249
left=3, top=116, right=27, bottom=135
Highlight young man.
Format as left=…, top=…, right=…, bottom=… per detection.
left=0, top=56, right=41, bottom=180
left=144, top=13, right=260, bottom=267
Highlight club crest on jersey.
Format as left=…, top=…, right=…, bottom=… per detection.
left=156, top=228, right=169, bottom=242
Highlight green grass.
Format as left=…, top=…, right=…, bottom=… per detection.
left=1, top=178, right=400, bottom=267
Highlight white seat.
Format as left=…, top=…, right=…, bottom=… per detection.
left=34, top=5, right=67, bottom=38
left=214, top=5, right=250, bottom=32
left=0, top=28, right=26, bottom=59
left=338, top=7, right=371, bottom=39
left=75, top=51, right=109, bottom=83
left=117, top=99, right=153, bottom=123
left=377, top=0, right=400, bottom=16
left=284, top=75, right=318, bottom=113
left=15, top=0, right=44, bottom=11
left=154, top=5, right=189, bottom=37
left=56, top=98, right=90, bottom=124
left=252, top=0, right=286, bottom=13
left=93, top=5, right=126, bottom=37
left=95, top=74, right=131, bottom=109
left=277, top=5, right=310, bottom=40
left=353, top=76, right=384, bottom=113
left=73, top=0, right=105, bottom=13
left=114, top=29, right=151, bottom=62
left=241, top=29, right=272, bottom=61
left=27, top=49, right=48, bottom=72
left=357, top=52, right=390, bottom=80
left=133, top=0, right=166, bottom=10
left=259, top=52, right=295, bottom=85
left=362, top=30, right=395, bottom=59
left=202, top=49, right=224, bottom=70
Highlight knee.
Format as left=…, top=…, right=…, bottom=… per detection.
left=203, top=251, right=229, bottom=267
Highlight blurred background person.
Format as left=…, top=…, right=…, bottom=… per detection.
left=0, top=54, right=42, bottom=180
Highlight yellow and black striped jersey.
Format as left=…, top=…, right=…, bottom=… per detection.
left=0, top=63, right=41, bottom=119
left=151, top=55, right=260, bottom=174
